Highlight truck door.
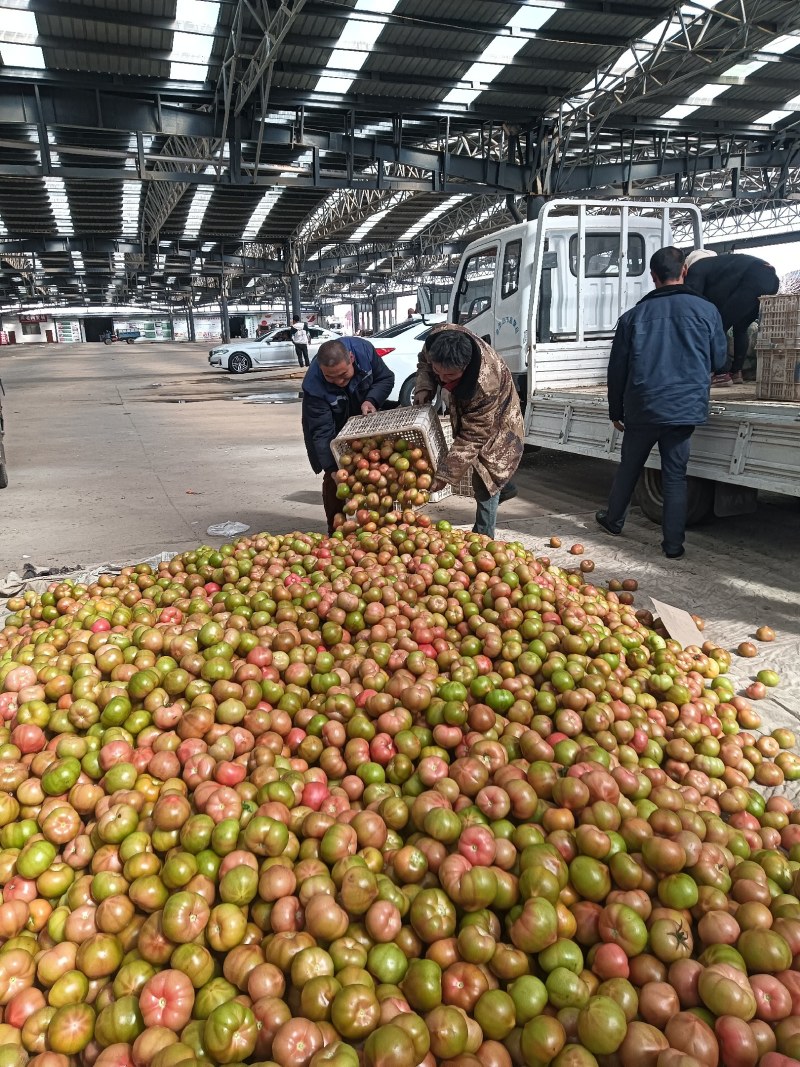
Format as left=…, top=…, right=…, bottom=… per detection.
left=493, top=237, right=525, bottom=373
left=451, top=245, right=498, bottom=347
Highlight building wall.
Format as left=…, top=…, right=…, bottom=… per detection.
left=1, top=316, right=60, bottom=344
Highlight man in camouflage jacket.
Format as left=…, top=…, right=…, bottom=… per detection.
left=414, top=324, right=524, bottom=537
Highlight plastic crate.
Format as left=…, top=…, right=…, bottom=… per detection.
left=755, top=348, right=800, bottom=402
left=331, top=406, right=473, bottom=502
left=756, top=294, right=800, bottom=350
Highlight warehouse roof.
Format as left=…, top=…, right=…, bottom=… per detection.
left=0, top=0, right=799, bottom=304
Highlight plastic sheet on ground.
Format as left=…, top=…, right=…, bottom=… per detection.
left=206, top=521, right=250, bottom=537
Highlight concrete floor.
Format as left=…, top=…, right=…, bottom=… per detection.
left=1, top=340, right=799, bottom=732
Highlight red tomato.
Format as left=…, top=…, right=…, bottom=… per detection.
left=139, top=969, right=195, bottom=1029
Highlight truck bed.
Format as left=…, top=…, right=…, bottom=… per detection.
left=525, top=382, right=800, bottom=498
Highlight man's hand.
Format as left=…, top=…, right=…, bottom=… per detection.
left=413, top=392, right=432, bottom=407
left=361, top=400, right=377, bottom=416
left=430, top=477, right=447, bottom=493
left=612, top=421, right=625, bottom=432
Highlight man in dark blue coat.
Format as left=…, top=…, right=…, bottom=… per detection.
left=596, top=246, right=727, bottom=559
left=302, top=336, right=395, bottom=534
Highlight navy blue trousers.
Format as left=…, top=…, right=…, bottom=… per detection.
left=604, top=424, right=695, bottom=555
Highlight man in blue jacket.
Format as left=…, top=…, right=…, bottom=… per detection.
left=302, top=336, right=395, bottom=534
left=596, top=246, right=727, bottom=559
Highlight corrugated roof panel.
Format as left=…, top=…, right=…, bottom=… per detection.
left=75, top=0, right=175, bottom=15
left=36, top=13, right=172, bottom=52
left=42, top=48, right=169, bottom=78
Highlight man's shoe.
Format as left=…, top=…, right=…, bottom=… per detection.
left=499, top=484, right=518, bottom=504
left=664, top=548, right=686, bottom=560
left=730, top=372, right=744, bottom=385
left=595, top=511, right=621, bottom=536
left=711, top=373, right=732, bottom=387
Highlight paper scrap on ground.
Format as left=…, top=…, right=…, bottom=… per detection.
left=650, top=598, right=707, bottom=649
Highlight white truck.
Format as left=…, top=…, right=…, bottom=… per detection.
left=446, top=199, right=800, bottom=524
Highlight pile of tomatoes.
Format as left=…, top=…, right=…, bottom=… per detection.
left=334, top=436, right=433, bottom=521
left=0, top=515, right=798, bottom=1067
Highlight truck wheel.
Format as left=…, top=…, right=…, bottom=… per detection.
left=635, top=469, right=714, bottom=526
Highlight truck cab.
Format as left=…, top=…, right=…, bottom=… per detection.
left=450, top=206, right=672, bottom=383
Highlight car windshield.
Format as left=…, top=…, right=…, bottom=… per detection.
left=373, top=320, right=424, bottom=338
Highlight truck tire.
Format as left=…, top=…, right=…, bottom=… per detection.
left=635, top=469, right=714, bottom=526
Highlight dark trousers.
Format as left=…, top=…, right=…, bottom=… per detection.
left=322, top=471, right=343, bottom=535
left=717, top=264, right=779, bottom=373
left=295, top=344, right=310, bottom=367
left=605, top=425, right=694, bottom=556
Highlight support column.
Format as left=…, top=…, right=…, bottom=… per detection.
left=220, top=290, right=230, bottom=343
left=526, top=195, right=547, bottom=221
left=187, top=300, right=196, bottom=342
left=290, top=273, right=302, bottom=321
left=353, top=303, right=360, bottom=334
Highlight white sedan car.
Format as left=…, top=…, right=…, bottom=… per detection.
left=371, top=315, right=446, bottom=404
left=208, top=324, right=341, bottom=373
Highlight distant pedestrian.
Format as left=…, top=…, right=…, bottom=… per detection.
left=596, top=247, right=727, bottom=559
left=291, top=315, right=310, bottom=367
left=686, top=249, right=779, bottom=385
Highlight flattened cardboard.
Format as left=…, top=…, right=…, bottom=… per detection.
left=650, top=598, right=706, bottom=650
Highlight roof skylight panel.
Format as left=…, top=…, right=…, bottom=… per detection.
left=443, top=6, right=554, bottom=106
left=170, top=0, right=220, bottom=81
left=399, top=195, right=469, bottom=240
left=0, top=6, right=45, bottom=69
left=183, top=185, right=215, bottom=238
left=316, top=0, right=401, bottom=95
left=44, top=177, right=74, bottom=237
left=122, top=182, right=142, bottom=237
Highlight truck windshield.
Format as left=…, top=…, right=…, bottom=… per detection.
left=569, top=233, right=645, bottom=277
left=454, top=248, right=497, bottom=323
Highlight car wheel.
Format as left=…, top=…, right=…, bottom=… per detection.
left=399, top=374, right=445, bottom=413
left=228, top=352, right=252, bottom=374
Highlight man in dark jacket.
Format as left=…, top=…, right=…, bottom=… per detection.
left=596, top=246, right=727, bottom=559
left=302, top=336, right=394, bottom=534
left=686, top=249, right=779, bottom=385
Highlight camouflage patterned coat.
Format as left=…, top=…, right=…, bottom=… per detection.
left=416, top=324, right=524, bottom=496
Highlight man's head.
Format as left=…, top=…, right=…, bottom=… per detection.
left=650, top=246, right=687, bottom=288
left=685, top=248, right=717, bottom=270
left=426, top=329, right=474, bottom=390
left=292, top=315, right=301, bottom=324
left=317, top=340, right=355, bottom=387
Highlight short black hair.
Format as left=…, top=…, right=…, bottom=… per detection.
left=650, top=246, right=685, bottom=283
left=292, top=315, right=301, bottom=322
left=427, top=329, right=474, bottom=370
left=317, top=339, right=350, bottom=367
